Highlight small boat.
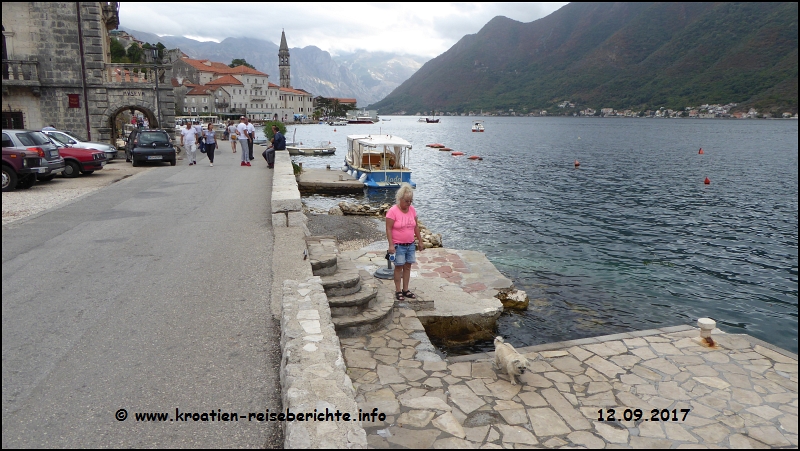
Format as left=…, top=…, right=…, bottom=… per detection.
left=343, top=134, right=415, bottom=188
left=347, top=116, right=375, bottom=124
left=425, top=111, right=440, bottom=123
left=472, top=121, right=485, bottom=132
left=329, top=120, right=347, bottom=126
left=417, top=118, right=427, bottom=122
left=287, top=141, right=337, bottom=156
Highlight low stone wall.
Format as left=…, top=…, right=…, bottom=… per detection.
left=271, top=150, right=367, bottom=448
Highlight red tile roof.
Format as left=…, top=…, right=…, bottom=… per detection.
left=205, top=74, right=243, bottom=86
left=180, top=58, right=269, bottom=77
left=280, top=86, right=312, bottom=96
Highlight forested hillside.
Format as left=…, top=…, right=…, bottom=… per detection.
left=371, top=2, right=798, bottom=114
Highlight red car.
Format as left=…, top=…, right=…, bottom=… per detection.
left=48, top=138, right=107, bottom=178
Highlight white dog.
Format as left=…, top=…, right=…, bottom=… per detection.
left=494, top=336, right=529, bottom=385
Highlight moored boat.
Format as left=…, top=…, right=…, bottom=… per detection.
left=328, top=120, right=348, bottom=126
left=472, top=120, right=485, bottom=132
left=343, top=134, right=415, bottom=188
left=287, top=141, right=336, bottom=156
left=347, top=116, right=375, bottom=124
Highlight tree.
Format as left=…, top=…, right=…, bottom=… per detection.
left=263, top=121, right=286, bottom=141
left=110, top=38, right=126, bottom=63
left=230, top=58, right=255, bottom=69
left=126, top=44, right=143, bottom=64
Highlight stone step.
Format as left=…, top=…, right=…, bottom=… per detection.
left=305, top=236, right=339, bottom=276
left=319, top=261, right=361, bottom=297
left=329, top=282, right=378, bottom=317
left=332, top=291, right=395, bottom=338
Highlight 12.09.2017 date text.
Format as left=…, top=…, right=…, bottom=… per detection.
left=597, top=408, right=690, bottom=422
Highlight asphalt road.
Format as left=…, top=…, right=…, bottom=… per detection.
left=2, top=144, right=283, bottom=448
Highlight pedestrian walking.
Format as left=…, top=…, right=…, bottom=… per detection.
left=203, top=123, right=217, bottom=167
left=180, top=122, right=198, bottom=165
left=245, top=118, right=255, bottom=161
left=237, top=116, right=251, bottom=166
left=193, top=121, right=205, bottom=153
left=143, top=117, right=149, bottom=129
left=227, top=120, right=238, bottom=153
left=385, top=183, right=424, bottom=301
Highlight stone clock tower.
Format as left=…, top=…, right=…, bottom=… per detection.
left=279, top=30, right=290, bottom=88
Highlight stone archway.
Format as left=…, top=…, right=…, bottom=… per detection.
left=101, top=103, right=157, bottom=145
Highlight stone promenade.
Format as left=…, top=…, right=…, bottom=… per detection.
left=338, top=252, right=799, bottom=448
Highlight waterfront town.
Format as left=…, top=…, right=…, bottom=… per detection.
left=3, top=2, right=797, bottom=449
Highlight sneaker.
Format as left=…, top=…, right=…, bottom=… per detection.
left=241, top=162, right=246, bottom=166
left=210, top=163, right=213, bottom=167
left=246, top=162, right=251, bottom=166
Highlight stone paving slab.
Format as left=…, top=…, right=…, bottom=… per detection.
left=337, top=245, right=797, bottom=448
left=341, top=312, right=798, bottom=449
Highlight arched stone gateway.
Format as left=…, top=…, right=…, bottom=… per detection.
left=102, top=103, right=156, bottom=144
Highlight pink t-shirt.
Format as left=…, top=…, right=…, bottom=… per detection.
left=386, top=205, right=417, bottom=244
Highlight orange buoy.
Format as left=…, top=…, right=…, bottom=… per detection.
left=574, top=160, right=580, bottom=167
left=441, top=147, right=453, bottom=151
left=334, top=129, right=337, bottom=132
left=452, top=151, right=465, bottom=156
left=699, top=148, right=704, bottom=154
left=468, top=155, right=482, bottom=160
left=704, top=177, right=710, bottom=184
left=427, top=143, right=445, bottom=148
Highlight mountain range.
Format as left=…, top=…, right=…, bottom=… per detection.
left=119, top=27, right=429, bottom=106
left=370, top=2, right=798, bottom=114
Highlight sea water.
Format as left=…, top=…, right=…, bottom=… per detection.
left=294, top=116, right=799, bottom=355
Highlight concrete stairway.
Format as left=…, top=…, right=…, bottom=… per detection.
left=305, top=236, right=394, bottom=338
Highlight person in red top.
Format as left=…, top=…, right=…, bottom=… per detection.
left=386, top=183, right=424, bottom=301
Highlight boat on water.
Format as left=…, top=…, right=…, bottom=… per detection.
left=348, top=116, right=376, bottom=124
left=425, top=111, right=440, bottom=123
left=417, top=118, right=427, bottom=122
left=472, top=120, right=485, bottom=132
left=343, top=134, right=415, bottom=188
left=287, top=141, right=336, bottom=156
left=328, top=120, right=347, bottom=126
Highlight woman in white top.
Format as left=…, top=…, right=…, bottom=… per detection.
left=227, top=120, right=238, bottom=153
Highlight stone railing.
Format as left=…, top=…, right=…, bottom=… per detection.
left=2, top=60, right=41, bottom=85
left=104, top=63, right=171, bottom=84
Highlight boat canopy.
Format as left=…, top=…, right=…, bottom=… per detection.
left=347, top=134, right=412, bottom=169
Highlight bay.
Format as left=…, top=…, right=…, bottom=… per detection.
left=291, top=116, right=799, bottom=355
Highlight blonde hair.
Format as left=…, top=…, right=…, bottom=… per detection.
left=395, top=183, right=414, bottom=204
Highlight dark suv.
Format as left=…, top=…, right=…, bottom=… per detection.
left=2, top=129, right=65, bottom=181
left=125, top=129, right=176, bottom=166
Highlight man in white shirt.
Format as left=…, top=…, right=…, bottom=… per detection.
left=237, top=117, right=251, bottom=166
left=245, top=118, right=255, bottom=161
left=180, top=122, right=198, bottom=165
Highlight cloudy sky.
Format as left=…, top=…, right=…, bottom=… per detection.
left=119, top=2, right=568, bottom=58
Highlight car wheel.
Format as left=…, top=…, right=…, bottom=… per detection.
left=170, top=159, right=176, bottom=166
left=131, top=157, right=139, bottom=167
left=2, top=165, right=17, bottom=192
left=63, top=160, right=81, bottom=178
left=37, top=174, right=56, bottom=182
left=17, top=174, right=36, bottom=189
left=81, top=170, right=95, bottom=175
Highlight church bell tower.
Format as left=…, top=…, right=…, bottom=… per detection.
left=279, top=30, right=291, bottom=88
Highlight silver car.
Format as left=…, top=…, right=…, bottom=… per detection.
left=41, top=130, right=118, bottom=160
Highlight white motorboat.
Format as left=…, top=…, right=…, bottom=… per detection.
left=343, top=134, right=415, bottom=188
left=472, top=120, right=485, bottom=132
left=329, top=120, right=348, bottom=126
left=287, top=141, right=336, bottom=156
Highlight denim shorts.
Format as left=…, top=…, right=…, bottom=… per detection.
left=393, top=243, right=416, bottom=266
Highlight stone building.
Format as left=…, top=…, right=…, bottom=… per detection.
left=2, top=2, right=175, bottom=143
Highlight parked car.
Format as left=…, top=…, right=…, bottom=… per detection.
left=125, top=129, right=177, bottom=166
left=2, top=129, right=65, bottom=181
left=2, top=147, right=51, bottom=191
left=41, top=129, right=119, bottom=160
left=47, top=137, right=107, bottom=178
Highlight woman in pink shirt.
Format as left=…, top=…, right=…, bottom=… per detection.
left=386, top=183, right=424, bottom=301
